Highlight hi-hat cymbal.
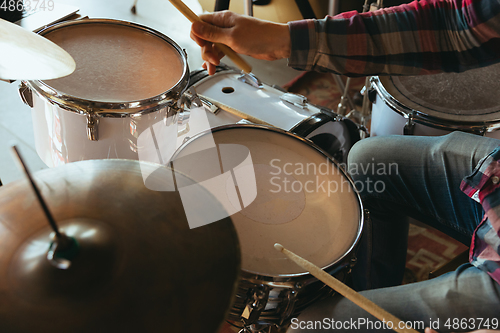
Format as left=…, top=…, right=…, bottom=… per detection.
left=0, top=159, right=240, bottom=333
left=0, top=18, right=75, bottom=80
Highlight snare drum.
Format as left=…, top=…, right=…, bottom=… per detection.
left=184, top=65, right=360, bottom=164
left=370, top=63, right=500, bottom=138
left=171, top=125, right=364, bottom=332
left=19, top=19, right=190, bottom=167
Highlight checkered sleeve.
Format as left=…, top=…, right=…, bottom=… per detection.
left=288, top=0, right=500, bottom=76
left=461, top=147, right=500, bottom=285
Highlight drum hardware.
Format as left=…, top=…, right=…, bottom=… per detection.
left=186, top=91, right=221, bottom=114
left=200, top=95, right=221, bottom=114
left=131, top=0, right=138, bottom=13
left=403, top=112, right=416, bottom=135
left=0, top=17, right=75, bottom=80
left=333, top=74, right=355, bottom=116
left=359, top=75, right=372, bottom=126
left=86, top=112, right=100, bottom=141
left=239, top=72, right=264, bottom=88
left=280, top=93, right=308, bottom=109
left=242, top=285, right=270, bottom=325
left=10, top=145, right=78, bottom=270
left=18, top=81, right=33, bottom=108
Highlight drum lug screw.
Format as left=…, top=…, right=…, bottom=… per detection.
left=86, top=112, right=99, bottom=141
left=403, top=113, right=415, bottom=135
left=18, top=82, right=34, bottom=108
left=350, top=256, right=358, bottom=268
left=164, top=105, right=178, bottom=126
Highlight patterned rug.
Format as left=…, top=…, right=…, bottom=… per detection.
left=283, top=71, right=367, bottom=112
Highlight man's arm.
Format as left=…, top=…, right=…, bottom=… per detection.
left=289, top=0, right=500, bottom=76
left=191, top=0, right=500, bottom=76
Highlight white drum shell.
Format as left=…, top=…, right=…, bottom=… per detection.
left=30, top=95, right=178, bottom=167
left=191, top=70, right=322, bottom=130
left=23, top=19, right=189, bottom=167
left=370, top=76, right=500, bottom=139
left=185, top=68, right=360, bottom=164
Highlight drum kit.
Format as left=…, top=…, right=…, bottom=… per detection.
left=1, top=13, right=364, bottom=333
left=1, top=0, right=499, bottom=331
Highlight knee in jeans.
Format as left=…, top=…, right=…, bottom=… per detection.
left=348, top=136, right=397, bottom=172
left=348, top=137, right=381, bottom=166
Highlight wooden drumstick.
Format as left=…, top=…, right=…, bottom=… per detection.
left=168, top=0, right=252, bottom=73
left=274, top=243, right=419, bottom=333
left=197, top=93, right=271, bottom=126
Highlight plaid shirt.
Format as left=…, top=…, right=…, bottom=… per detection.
left=288, top=0, right=500, bottom=76
left=289, top=0, right=500, bottom=284
left=461, top=148, right=500, bottom=285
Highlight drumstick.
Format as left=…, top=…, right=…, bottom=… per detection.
left=198, top=93, right=272, bottom=126
left=131, top=0, right=138, bottom=14
left=168, top=0, right=252, bottom=74
left=274, top=243, right=419, bottom=333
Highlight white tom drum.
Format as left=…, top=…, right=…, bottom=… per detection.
left=370, top=62, right=500, bottom=138
left=185, top=65, right=360, bottom=164
left=19, top=19, right=190, bottom=167
left=171, top=125, right=364, bottom=332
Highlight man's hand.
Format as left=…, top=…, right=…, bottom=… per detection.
left=190, top=11, right=291, bottom=74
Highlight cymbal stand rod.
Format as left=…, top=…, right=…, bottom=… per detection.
left=131, top=0, right=138, bottom=14
left=10, top=146, right=62, bottom=238
left=332, top=74, right=355, bottom=114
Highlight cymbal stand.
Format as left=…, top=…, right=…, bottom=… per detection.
left=334, top=75, right=355, bottom=116
left=335, top=0, right=370, bottom=120
left=343, top=0, right=384, bottom=138
left=358, top=0, right=383, bottom=121
left=10, top=145, right=78, bottom=270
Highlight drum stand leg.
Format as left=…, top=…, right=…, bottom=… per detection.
left=333, top=74, right=356, bottom=115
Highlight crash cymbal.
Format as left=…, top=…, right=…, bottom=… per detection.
left=0, top=159, right=240, bottom=333
left=0, top=18, right=75, bottom=80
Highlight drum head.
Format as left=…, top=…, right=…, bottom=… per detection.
left=40, top=20, right=185, bottom=103
left=380, top=62, right=500, bottom=123
left=172, top=125, right=363, bottom=276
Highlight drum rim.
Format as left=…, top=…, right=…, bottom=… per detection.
left=372, top=76, right=500, bottom=134
left=25, top=18, right=190, bottom=117
left=171, top=123, right=365, bottom=279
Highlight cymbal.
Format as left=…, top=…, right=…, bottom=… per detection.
left=0, top=18, right=75, bottom=80
left=0, top=159, right=240, bottom=333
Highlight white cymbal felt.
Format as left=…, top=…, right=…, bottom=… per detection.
left=0, top=18, right=75, bottom=80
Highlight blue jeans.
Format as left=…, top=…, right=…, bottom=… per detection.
left=288, top=132, right=500, bottom=332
